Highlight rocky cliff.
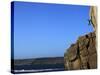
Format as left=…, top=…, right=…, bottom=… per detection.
left=64, top=32, right=97, bottom=70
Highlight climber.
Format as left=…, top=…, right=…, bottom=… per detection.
left=88, top=19, right=92, bottom=26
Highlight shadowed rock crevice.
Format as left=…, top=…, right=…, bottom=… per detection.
left=87, top=62, right=90, bottom=69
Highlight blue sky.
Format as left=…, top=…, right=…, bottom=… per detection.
left=13, top=1, right=93, bottom=59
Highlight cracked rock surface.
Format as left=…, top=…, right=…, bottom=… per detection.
left=64, top=32, right=97, bottom=70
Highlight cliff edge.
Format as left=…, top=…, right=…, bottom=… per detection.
left=64, top=32, right=97, bottom=70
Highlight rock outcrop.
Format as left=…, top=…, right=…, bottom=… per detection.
left=89, top=6, right=97, bottom=32
left=64, top=32, right=97, bottom=70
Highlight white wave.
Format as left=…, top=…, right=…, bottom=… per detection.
left=14, top=68, right=60, bottom=73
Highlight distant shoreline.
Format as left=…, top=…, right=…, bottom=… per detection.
left=12, top=57, right=64, bottom=65
left=13, top=56, right=64, bottom=60
left=11, top=57, right=64, bottom=74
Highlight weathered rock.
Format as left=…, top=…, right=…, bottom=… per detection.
left=64, top=32, right=97, bottom=70
left=88, top=53, right=97, bottom=69
left=67, top=44, right=78, bottom=61
left=71, top=58, right=81, bottom=70
left=89, top=6, right=97, bottom=32
left=80, top=48, right=88, bottom=57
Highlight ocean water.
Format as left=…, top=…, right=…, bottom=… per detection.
left=12, top=64, right=64, bottom=73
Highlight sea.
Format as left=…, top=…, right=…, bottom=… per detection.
left=12, top=63, right=64, bottom=74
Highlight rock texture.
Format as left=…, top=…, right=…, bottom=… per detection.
left=89, top=6, right=97, bottom=32
left=64, top=32, right=97, bottom=70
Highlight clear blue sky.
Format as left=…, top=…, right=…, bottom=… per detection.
left=13, top=1, right=93, bottom=59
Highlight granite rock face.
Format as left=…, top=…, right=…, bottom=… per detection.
left=64, top=32, right=97, bottom=70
